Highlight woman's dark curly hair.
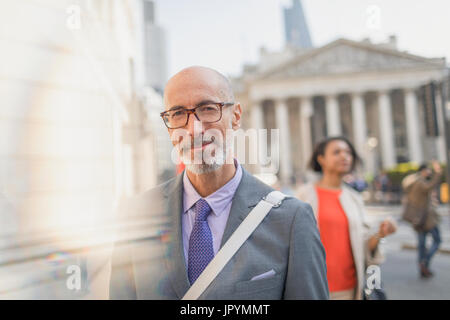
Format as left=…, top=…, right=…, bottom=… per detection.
left=309, top=136, right=361, bottom=173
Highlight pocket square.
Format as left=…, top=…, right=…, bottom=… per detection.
left=250, top=269, right=276, bottom=281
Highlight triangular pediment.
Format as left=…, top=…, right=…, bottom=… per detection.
left=258, top=38, right=445, bottom=80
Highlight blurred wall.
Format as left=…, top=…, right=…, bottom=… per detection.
left=0, top=0, right=168, bottom=299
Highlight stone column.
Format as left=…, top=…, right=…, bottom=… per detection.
left=351, top=92, right=368, bottom=161
left=325, top=94, right=342, bottom=136
left=250, top=102, right=265, bottom=172
left=378, top=90, right=396, bottom=169
left=434, top=85, right=447, bottom=163
left=251, top=102, right=264, bottom=130
left=300, top=97, right=313, bottom=171
left=275, top=99, right=293, bottom=185
left=404, top=88, right=423, bottom=164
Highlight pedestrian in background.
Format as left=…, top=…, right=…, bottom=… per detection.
left=374, top=171, right=392, bottom=204
left=402, top=161, right=443, bottom=278
left=297, top=136, right=397, bottom=300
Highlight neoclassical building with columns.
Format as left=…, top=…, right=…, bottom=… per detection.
left=233, top=37, right=449, bottom=185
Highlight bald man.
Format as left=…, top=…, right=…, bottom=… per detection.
left=109, top=66, right=329, bottom=300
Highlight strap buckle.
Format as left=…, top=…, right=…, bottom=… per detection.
left=262, top=191, right=286, bottom=208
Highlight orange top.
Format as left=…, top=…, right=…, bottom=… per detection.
left=316, top=185, right=357, bottom=292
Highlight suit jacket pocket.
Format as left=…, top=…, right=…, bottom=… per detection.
left=235, top=273, right=282, bottom=295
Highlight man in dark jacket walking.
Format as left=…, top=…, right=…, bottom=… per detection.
left=402, top=161, right=443, bottom=278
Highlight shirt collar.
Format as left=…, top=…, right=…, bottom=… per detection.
left=182, top=159, right=243, bottom=216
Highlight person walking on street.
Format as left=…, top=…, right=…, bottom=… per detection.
left=297, top=136, right=397, bottom=300
left=402, top=161, right=443, bottom=278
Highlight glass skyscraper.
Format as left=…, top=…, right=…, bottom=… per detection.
left=284, top=0, right=313, bottom=49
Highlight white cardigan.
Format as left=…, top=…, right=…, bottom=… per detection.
left=297, top=182, right=384, bottom=300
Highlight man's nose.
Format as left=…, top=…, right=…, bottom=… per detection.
left=186, top=113, right=203, bottom=136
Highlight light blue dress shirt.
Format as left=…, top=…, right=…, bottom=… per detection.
left=182, top=159, right=243, bottom=269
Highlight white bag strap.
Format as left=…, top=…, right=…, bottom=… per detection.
left=182, top=190, right=287, bottom=300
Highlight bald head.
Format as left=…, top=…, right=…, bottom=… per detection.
left=163, top=66, right=234, bottom=109
left=162, top=66, right=243, bottom=175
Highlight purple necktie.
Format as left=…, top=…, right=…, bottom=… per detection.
left=188, top=198, right=214, bottom=285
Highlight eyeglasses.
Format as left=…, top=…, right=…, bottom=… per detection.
left=160, top=101, right=234, bottom=129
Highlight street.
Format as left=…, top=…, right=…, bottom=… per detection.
left=382, top=249, right=450, bottom=299
left=366, top=205, right=450, bottom=299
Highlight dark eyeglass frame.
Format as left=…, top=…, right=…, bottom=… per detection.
left=160, top=101, right=235, bottom=129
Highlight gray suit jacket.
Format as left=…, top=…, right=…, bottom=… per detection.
left=109, top=168, right=329, bottom=300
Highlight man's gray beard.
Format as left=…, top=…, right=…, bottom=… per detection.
left=184, top=162, right=223, bottom=175
left=180, top=122, right=233, bottom=175
left=181, top=144, right=229, bottom=175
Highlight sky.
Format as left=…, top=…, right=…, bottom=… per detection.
left=153, top=0, right=450, bottom=78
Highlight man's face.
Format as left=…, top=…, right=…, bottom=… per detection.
left=164, top=68, right=241, bottom=174
left=421, top=168, right=432, bottom=179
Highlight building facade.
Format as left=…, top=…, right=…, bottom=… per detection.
left=234, top=38, right=449, bottom=185
left=142, top=0, right=168, bottom=93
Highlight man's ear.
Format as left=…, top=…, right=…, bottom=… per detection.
left=231, top=103, right=242, bottom=130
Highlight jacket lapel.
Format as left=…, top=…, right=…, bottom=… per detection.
left=162, top=172, right=191, bottom=299
left=220, top=168, right=271, bottom=248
